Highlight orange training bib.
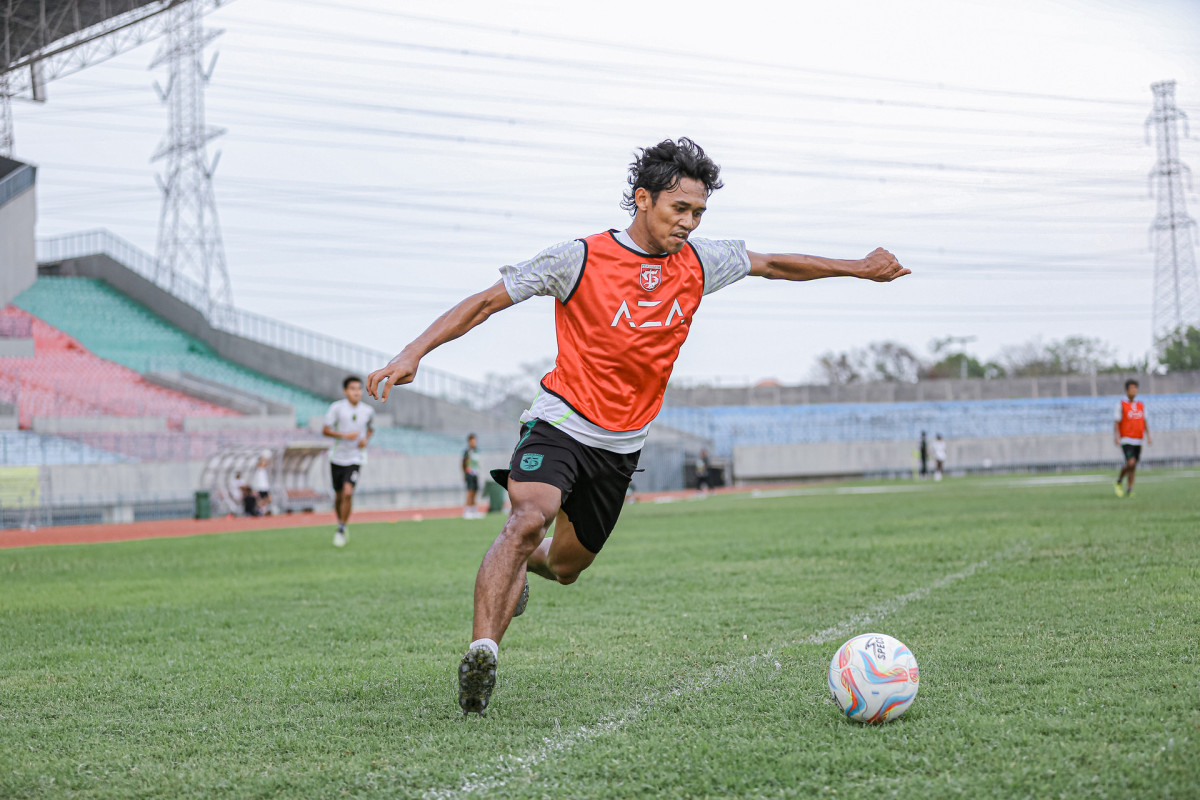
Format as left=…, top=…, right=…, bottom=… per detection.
left=540, top=230, right=706, bottom=432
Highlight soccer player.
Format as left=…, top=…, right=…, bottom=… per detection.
left=251, top=455, right=272, bottom=515
left=322, top=376, right=375, bottom=546
left=463, top=433, right=482, bottom=519
left=230, top=471, right=254, bottom=516
left=694, top=449, right=712, bottom=496
left=1113, top=379, right=1150, bottom=498
left=932, top=433, right=947, bottom=481
left=366, top=138, right=910, bottom=714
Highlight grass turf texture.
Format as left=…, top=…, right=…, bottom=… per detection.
left=1, top=472, right=1197, bottom=799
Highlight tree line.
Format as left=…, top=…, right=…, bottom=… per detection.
left=812, top=326, right=1200, bottom=385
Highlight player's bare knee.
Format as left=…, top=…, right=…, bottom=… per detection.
left=549, top=566, right=581, bottom=585
left=501, top=506, right=548, bottom=552
left=545, top=551, right=588, bottom=585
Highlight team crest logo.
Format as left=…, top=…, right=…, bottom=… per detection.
left=520, top=453, right=544, bottom=471
left=640, top=264, right=661, bottom=292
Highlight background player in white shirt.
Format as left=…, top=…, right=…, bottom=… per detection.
left=932, top=434, right=947, bottom=481
left=322, top=376, right=375, bottom=547
left=251, top=455, right=272, bottom=514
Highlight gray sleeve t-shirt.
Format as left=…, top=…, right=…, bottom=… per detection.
left=499, top=234, right=752, bottom=304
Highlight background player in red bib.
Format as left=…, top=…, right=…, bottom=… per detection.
left=366, top=138, right=910, bottom=714
left=1113, top=379, right=1151, bottom=498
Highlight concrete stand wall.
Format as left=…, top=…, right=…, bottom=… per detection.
left=733, top=430, right=1200, bottom=481
left=0, top=157, right=37, bottom=306
left=667, top=371, right=1200, bottom=408
left=38, top=449, right=513, bottom=508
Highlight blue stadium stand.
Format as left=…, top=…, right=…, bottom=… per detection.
left=658, top=394, right=1200, bottom=453
left=0, top=430, right=130, bottom=466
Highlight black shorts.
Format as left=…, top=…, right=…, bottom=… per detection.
left=490, top=420, right=640, bottom=554
left=1121, top=444, right=1142, bottom=462
left=331, top=463, right=362, bottom=492
left=465, top=474, right=479, bottom=492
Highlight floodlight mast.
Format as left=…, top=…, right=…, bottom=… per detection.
left=150, top=0, right=232, bottom=319
left=1147, top=80, right=1200, bottom=345
left=0, top=74, right=12, bottom=157
left=2, top=15, right=14, bottom=156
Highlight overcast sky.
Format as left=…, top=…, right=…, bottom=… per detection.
left=15, top=0, right=1200, bottom=389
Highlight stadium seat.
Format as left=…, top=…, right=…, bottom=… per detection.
left=658, top=394, right=1200, bottom=453
left=7, top=281, right=464, bottom=459
left=14, top=278, right=336, bottom=426
left=0, top=305, right=238, bottom=429
left=0, top=429, right=129, bottom=467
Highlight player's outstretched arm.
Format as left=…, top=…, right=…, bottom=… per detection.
left=747, top=247, right=909, bottom=282
left=367, top=281, right=514, bottom=402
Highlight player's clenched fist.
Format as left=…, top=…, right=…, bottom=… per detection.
left=860, top=248, right=910, bottom=282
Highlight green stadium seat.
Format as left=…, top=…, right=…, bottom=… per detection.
left=12, top=278, right=462, bottom=456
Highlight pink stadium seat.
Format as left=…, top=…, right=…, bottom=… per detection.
left=0, top=306, right=240, bottom=429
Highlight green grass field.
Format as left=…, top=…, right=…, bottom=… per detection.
left=2, top=471, right=1198, bottom=799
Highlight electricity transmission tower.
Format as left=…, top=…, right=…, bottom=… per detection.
left=150, top=0, right=232, bottom=317
left=1147, top=80, right=1200, bottom=344
left=3, top=1, right=210, bottom=160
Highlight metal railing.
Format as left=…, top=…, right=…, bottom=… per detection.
left=0, top=485, right=468, bottom=529
left=0, top=496, right=196, bottom=530
left=36, top=230, right=495, bottom=410
left=0, top=163, right=35, bottom=208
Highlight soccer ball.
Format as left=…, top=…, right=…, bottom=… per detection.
left=828, top=633, right=919, bottom=723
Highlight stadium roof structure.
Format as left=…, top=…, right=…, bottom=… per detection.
left=1, top=0, right=217, bottom=97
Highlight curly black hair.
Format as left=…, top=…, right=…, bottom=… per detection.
left=620, top=137, right=724, bottom=215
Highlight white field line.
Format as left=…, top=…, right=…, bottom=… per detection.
left=1001, top=475, right=1112, bottom=487
left=1124, top=468, right=1200, bottom=482
left=742, top=468, right=1198, bottom=501
left=749, top=485, right=931, bottom=500
left=421, top=547, right=1018, bottom=800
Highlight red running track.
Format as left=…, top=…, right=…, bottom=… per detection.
left=0, top=506, right=468, bottom=549
left=0, top=485, right=779, bottom=549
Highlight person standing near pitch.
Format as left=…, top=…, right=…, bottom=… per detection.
left=1113, top=379, right=1150, bottom=498
left=323, top=376, right=375, bottom=546
left=366, top=138, right=911, bottom=714
left=932, top=433, right=947, bottom=481
left=463, top=433, right=482, bottom=519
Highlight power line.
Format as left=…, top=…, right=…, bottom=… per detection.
left=216, top=16, right=1142, bottom=130
left=258, top=0, right=1149, bottom=109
